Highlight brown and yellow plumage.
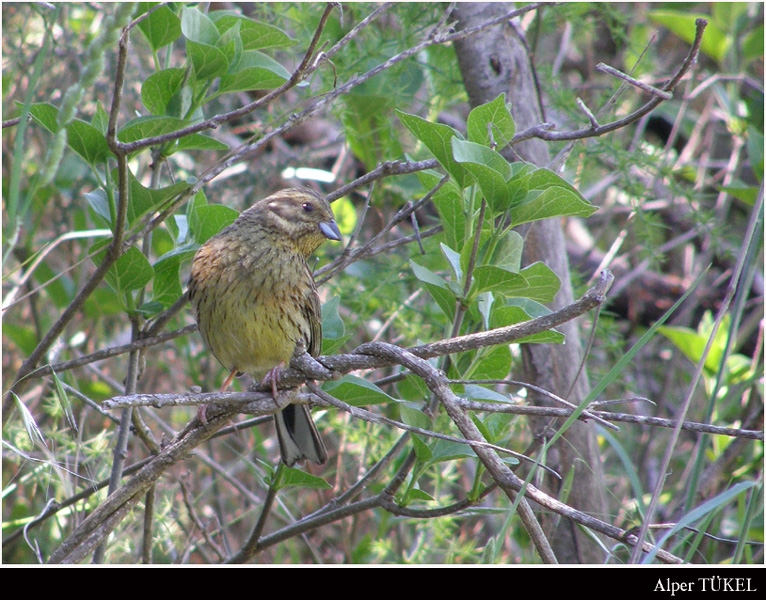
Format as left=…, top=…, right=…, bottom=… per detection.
left=188, top=187, right=341, bottom=466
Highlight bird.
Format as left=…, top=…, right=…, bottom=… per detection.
left=188, top=187, right=342, bottom=466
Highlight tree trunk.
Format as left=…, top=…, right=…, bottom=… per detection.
left=453, top=3, right=608, bottom=563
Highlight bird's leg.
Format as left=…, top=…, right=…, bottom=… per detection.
left=263, top=363, right=286, bottom=408
left=221, top=368, right=238, bottom=392
left=197, top=368, right=238, bottom=427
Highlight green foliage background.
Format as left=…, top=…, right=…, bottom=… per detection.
left=2, top=3, right=762, bottom=564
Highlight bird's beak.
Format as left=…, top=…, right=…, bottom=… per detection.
left=320, top=219, right=342, bottom=241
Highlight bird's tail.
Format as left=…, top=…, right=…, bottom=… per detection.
left=274, top=404, right=328, bottom=466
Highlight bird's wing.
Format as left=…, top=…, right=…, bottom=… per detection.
left=304, top=278, right=323, bottom=358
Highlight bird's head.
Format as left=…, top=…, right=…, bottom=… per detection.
left=247, top=187, right=342, bottom=257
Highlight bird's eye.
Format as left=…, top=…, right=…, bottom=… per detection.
left=302, top=202, right=314, bottom=213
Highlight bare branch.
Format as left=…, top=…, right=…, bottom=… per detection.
left=595, top=62, right=674, bottom=100
left=508, top=18, right=708, bottom=144
left=354, top=341, right=682, bottom=563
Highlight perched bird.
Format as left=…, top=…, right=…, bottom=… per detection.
left=188, top=187, right=342, bottom=466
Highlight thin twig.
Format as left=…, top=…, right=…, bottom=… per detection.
left=595, top=62, right=674, bottom=100
left=510, top=19, right=708, bottom=144
left=630, top=183, right=765, bottom=563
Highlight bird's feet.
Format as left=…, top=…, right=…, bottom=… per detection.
left=262, top=363, right=286, bottom=407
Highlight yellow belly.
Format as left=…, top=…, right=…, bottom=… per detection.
left=190, top=229, right=314, bottom=380
left=201, top=293, right=300, bottom=379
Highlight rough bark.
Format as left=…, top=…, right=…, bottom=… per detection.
left=453, top=3, right=608, bottom=563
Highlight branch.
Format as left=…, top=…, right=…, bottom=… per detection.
left=306, top=382, right=561, bottom=478
left=2, top=17, right=137, bottom=423
left=46, top=405, right=236, bottom=563
left=110, top=4, right=341, bottom=155
left=317, top=174, right=450, bottom=283
left=103, top=387, right=763, bottom=442
left=508, top=18, right=708, bottom=144
left=353, top=341, right=682, bottom=563
left=30, top=325, right=197, bottom=379
left=136, top=4, right=549, bottom=239
left=101, top=269, right=615, bottom=403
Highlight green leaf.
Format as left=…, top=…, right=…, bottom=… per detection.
left=142, top=68, right=187, bottom=116
left=4, top=322, right=39, bottom=356
left=330, top=195, right=357, bottom=236
left=408, top=433, right=433, bottom=469
left=466, top=93, right=515, bottom=147
left=471, top=265, right=528, bottom=297
left=659, top=312, right=729, bottom=375
left=489, top=304, right=564, bottom=344
left=489, top=229, right=523, bottom=273
left=271, top=464, right=332, bottom=491
left=216, top=19, right=242, bottom=70
left=459, top=229, right=490, bottom=280
left=527, top=166, right=585, bottom=194
left=66, top=119, right=111, bottom=165
left=440, top=243, right=463, bottom=288
left=321, top=296, right=348, bottom=355
left=746, top=126, right=763, bottom=182
left=718, top=184, right=759, bottom=206
left=410, top=259, right=449, bottom=289
left=211, top=13, right=295, bottom=50
left=188, top=204, right=238, bottom=244
left=186, top=39, right=229, bottom=80
left=322, top=375, right=395, bottom=406
left=181, top=6, right=220, bottom=45
left=91, top=103, right=110, bottom=135
left=482, top=411, right=517, bottom=444
left=119, top=168, right=192, bottom=227
left=218, top=70, right=283, bottom=94
left=425, top=284, right=457, bottom=321
left=239, top=21, right=295, bottom=50
left=396, top=374, right=429, bottom=402
left=742, top=25, right=764, bottom=62
left=429, top=439, right=477, bottom=463
left=167, top=85, right=195, bottom=121
left=506, top=162, right=535, bottom=207
left=137, top=3, right=181, bottom=51
left=470, top=344, right=512, bottom=380
left=400, top=404, right=431, bottom=431
left=137, top=301, right=166, bottom=317
left=468, top=257, right=558, bottom=303
left=648, top=10, right=730, bottom=65
left=174, top=133, right=229, bottom=153
left=397, top=110, right=469, bottom=187
left=517, top=261, right=560, bottom=302
left=26, top=102, right=60, bottom=133
left=420, top=170, right=465, bottom=249
left=117, top=115, right=189, bottom=144
left=452, top=138, right=512, bottom=178
left=25, top=102, right=112, bottom=166
left=91, top=241, right=154, bottom=301
left=85, top=189, right=111, bottom=226
left=218, top=50, right=291, bottom=93
left=185, top=189, right=208, bottom=223
left=711, top=3, right=746, bottom=33
left=152, top=250, right=193, bottom=308
left=452, top=138, right=514, bottom=212
left=110, top=246, right=154, bottom=293
left=464, top=384, right=513, bottom=403
left=410, top=259, right=456, bottom=318
left=511, top=185, right=597, bottom=226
